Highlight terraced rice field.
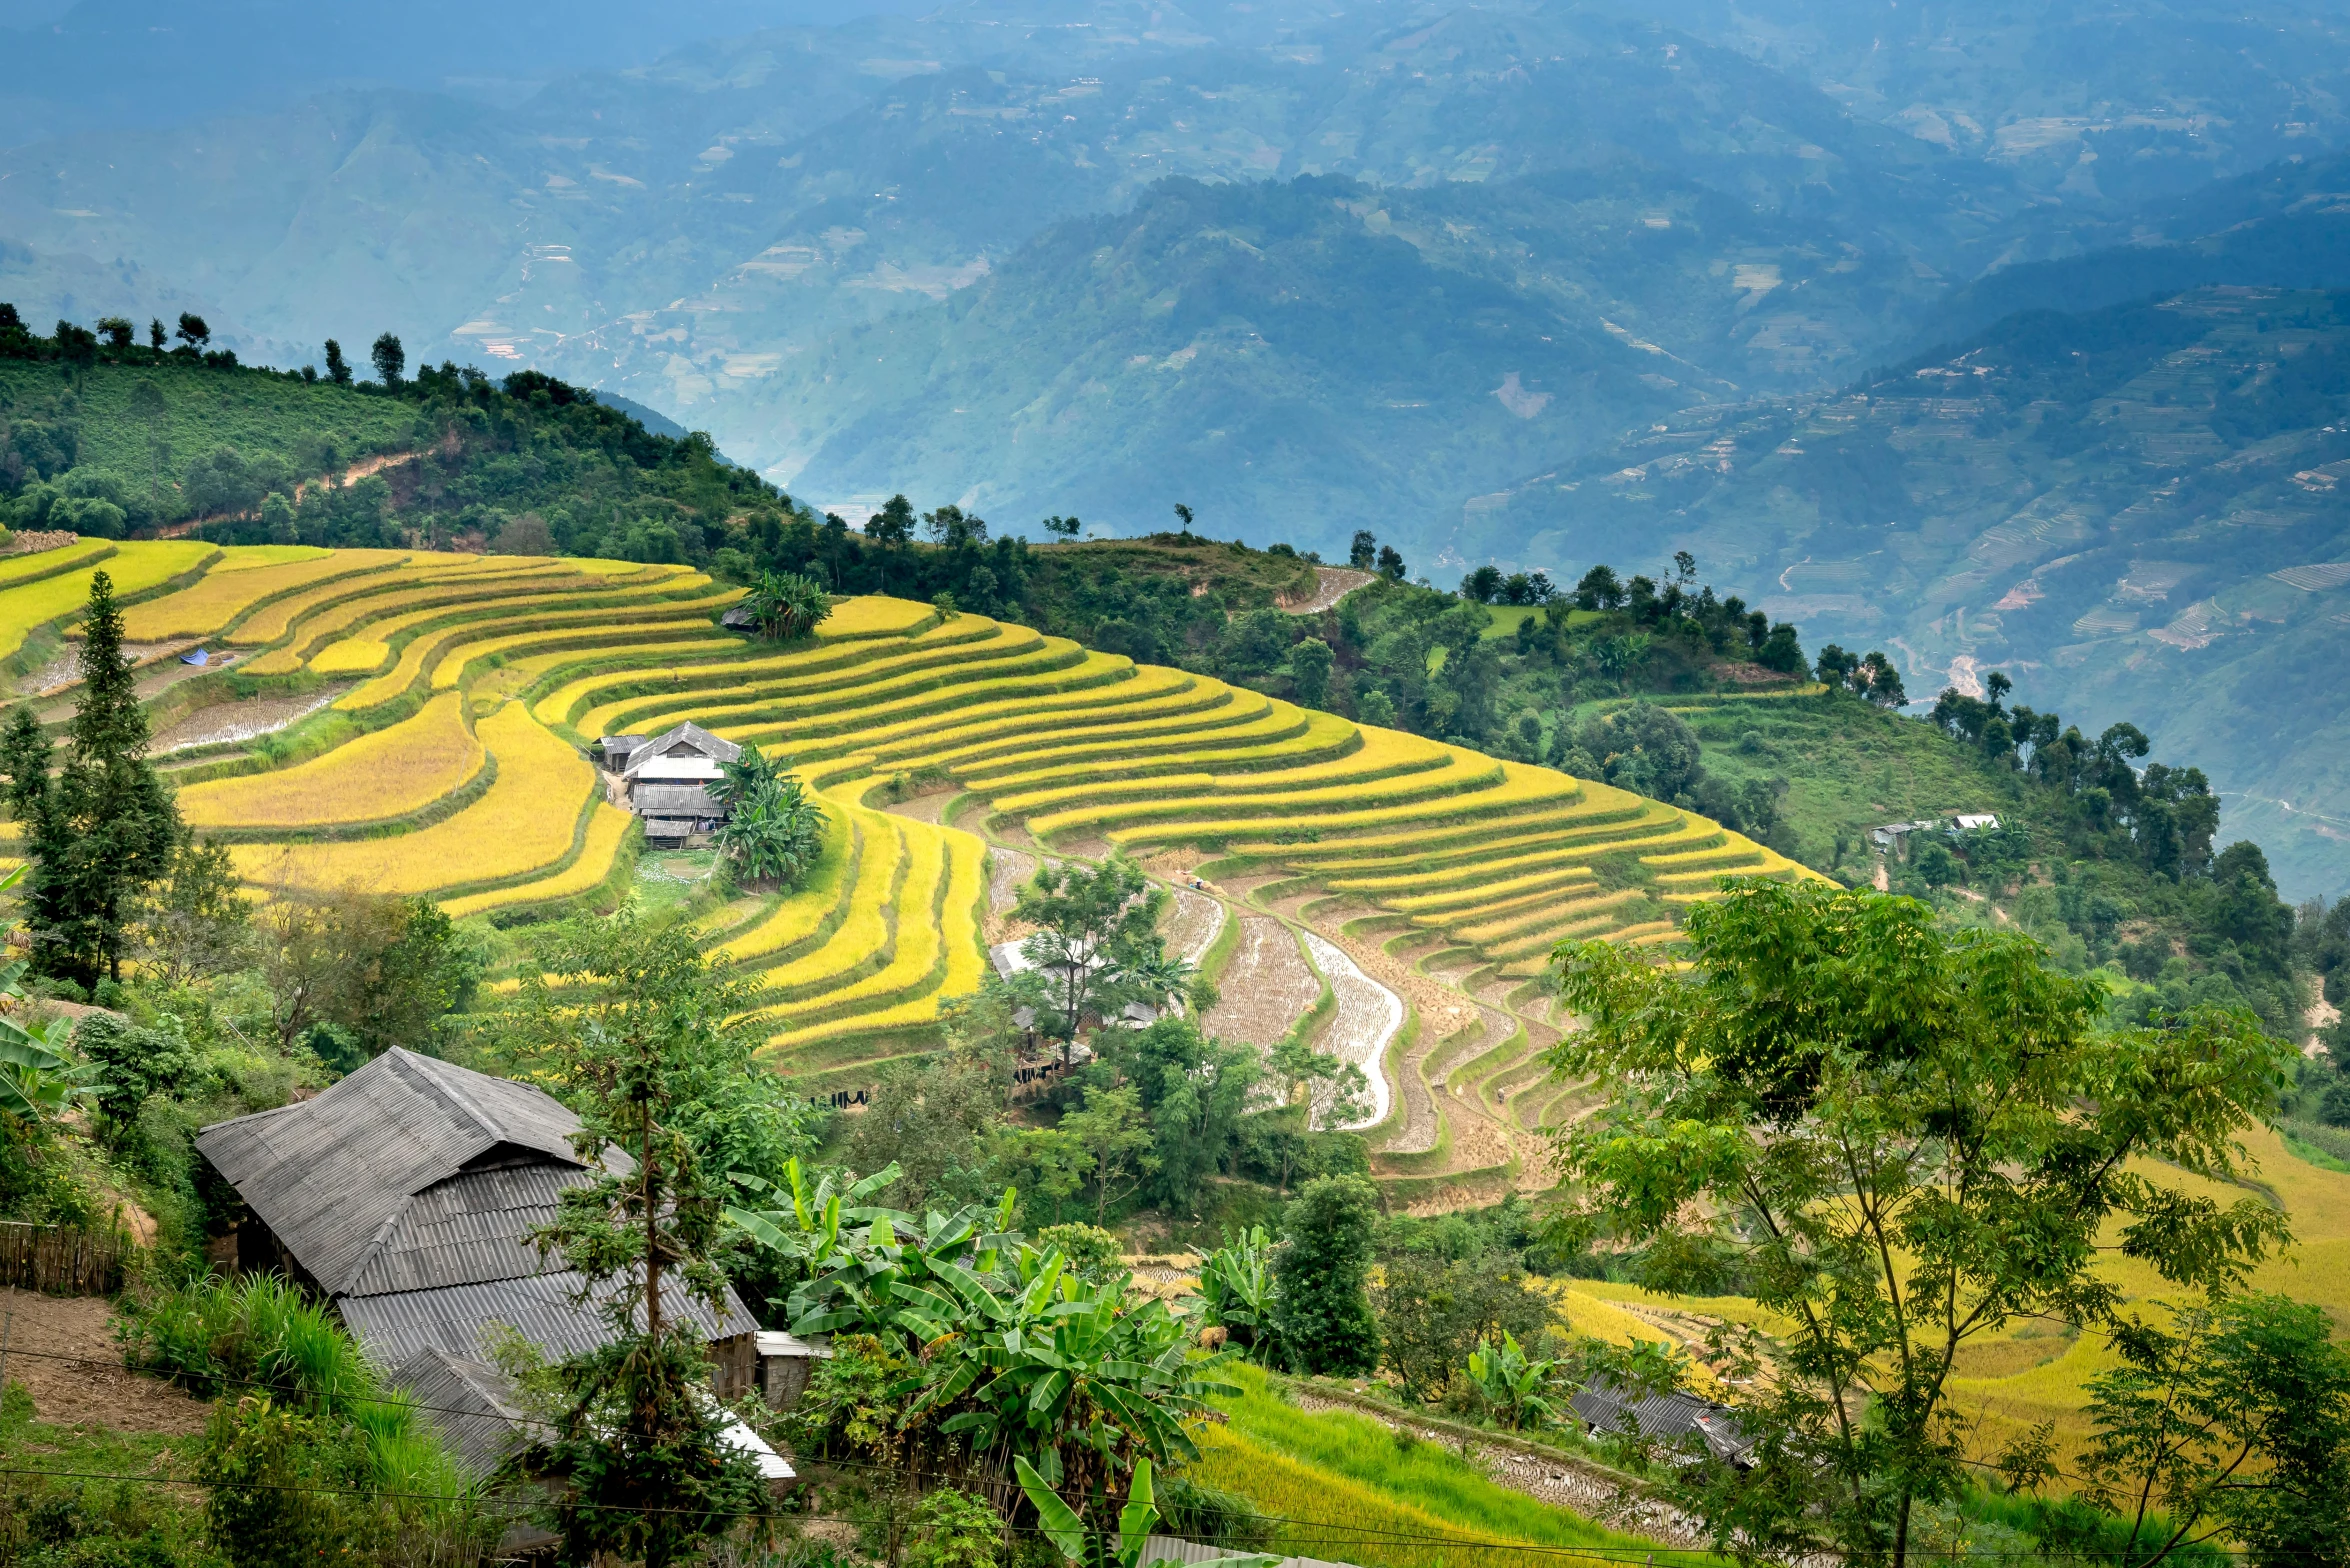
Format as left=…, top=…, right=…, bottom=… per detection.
left=1, top=547, right=1803, bottom=1183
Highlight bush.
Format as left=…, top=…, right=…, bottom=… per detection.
left=905, top=1486, right=1004, bottom=1568
left=198, top=1395, right=375, bottom=1568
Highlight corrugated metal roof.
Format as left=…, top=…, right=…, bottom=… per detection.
left=390, top=1347, right=534, bottom=1475
left=340, top=1269, right=759, bottom=1369
left=620, top=721, right=739, bottom=779
left=196, top=1050, right=588, bottom=1295
left=343, top=1163, right=588, bottom=1296
left=1571, top=1379, right=1755, bottom=1466
left=632, top=782, right=719, bottom=813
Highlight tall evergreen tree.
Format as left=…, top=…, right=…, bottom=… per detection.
left=1, top=572, right=181, bottom=986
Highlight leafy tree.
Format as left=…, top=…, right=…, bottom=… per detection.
left=2068, top=1291, right=2350, bottom=1567
left=1173, top=502, right=1194, bottom=534
left=174, top=312, right=210, bottom=350
left=321, top=338, right=350, bottom=385
left=1548, top=878, right=2294, bottom=1568
left=1111, top=1015, right=1260, bottom=1209
left=1, top=571, right=182, bottom=986
left=1043, top=514, right=1083, bottom=540
left=134, top=832, right=248, bottom=986
left=94, top=316, right=133, bottom=351
left=1374, top=1252, right=1554, bottom=1404
left=846, top=1050, right=1004, bottom=1211
left=1270, top=1173, right=1380, bottom=1375
left=1459, top=564, right=1505, bottom=603
left=1062, top=1082, right=1155, bottom=1222
left=1575, top=564, right=1624, bottom=610
left=1013, top=856, right=1164, bottom=1063
left=501, top=911, right=773, bottom=1568
left=368, top=332, right=404, bottom=389
left=1375, top=543, right=1406, bottom=581
left=1288, top=634, right=1333, bottom=710
left=147, top=317, right=166, bottom=350
left=1349, top=530, right=1377, bottom=569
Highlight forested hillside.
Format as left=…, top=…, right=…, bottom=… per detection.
left=1464, top=285, right=2350, bottom=899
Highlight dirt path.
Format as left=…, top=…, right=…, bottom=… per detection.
left=1280, top=566, right=1374, bottom=615
left=155, top=449, right=425, bottom=538
left=0, top=1287, right=208, bottom=1434
left=1299, top=931, right=1401, bottom=1130
left=1202, top=915, right=1321, bottom=1047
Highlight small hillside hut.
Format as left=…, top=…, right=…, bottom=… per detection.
left=195, top=1050, right=784, bottom=1480
left=599, top=721, right=742, bottom=847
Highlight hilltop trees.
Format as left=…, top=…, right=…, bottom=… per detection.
left=1, top=571, right=182, bottom=987
left=367, top=332, right=404, bottom=389
left=1548, top=878, right=2294, bottom=1568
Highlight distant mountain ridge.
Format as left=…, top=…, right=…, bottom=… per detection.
left=1457, top=284, right=2350, bottom=899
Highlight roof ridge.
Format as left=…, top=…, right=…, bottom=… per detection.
left=381, top=1048, right=506, bottom=1159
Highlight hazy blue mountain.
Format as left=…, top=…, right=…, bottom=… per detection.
left=749, top=174, right=1685, bottom=534
left=0, top=0, right=920, bottom=145
left=1646, top=0, right=2350, bottom=207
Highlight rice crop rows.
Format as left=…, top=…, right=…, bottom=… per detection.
left=177, top=691, right=484, bottom=830
left=0, top=540, right=218, bottom=660
left=227, top=701, right=596, bottom=896
left=54, top=555, right=1792, bottom=1186
left=119, top=549, right=406, bottom=640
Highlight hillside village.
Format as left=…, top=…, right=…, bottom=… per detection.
left=0, top=339, right=2344, bottom=1568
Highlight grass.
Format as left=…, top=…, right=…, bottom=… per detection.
left=1193, top=1363, right=1691, bottom=1568
left=177, top=690, right=483, bottom=829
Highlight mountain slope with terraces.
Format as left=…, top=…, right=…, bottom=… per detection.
left=0, top=539, right=1801, bottom=1193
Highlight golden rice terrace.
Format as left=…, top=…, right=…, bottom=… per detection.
left=3, top=540, right=1805, bottom=1191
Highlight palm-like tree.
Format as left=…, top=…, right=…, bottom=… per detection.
left=744, top=571, right=833, bottom=641
left=711, top=772, right=824, bottom=887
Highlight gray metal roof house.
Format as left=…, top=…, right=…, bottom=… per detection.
left=195, top=1049, right=769, bottom=1474
left=1570, top=1377, right=1757, bottom=1469
left=600, top=721, right=742, bottom=847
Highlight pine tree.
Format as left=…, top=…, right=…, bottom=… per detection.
left=2, top=572, right=181, bottom=986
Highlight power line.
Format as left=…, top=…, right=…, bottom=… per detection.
left=0, top=1345, right=2270, bottom=1562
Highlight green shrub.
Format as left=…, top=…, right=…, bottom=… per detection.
left=905, top=1486, right=1005, bottom=1568
left=197, top=1395, right=374, bottom=1568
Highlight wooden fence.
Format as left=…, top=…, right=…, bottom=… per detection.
left=0, top=1220, right=128, bottom=1296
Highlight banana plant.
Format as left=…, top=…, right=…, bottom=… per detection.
left=1189, top=1225, right=1275, bottom=1362
left=0, top=947, right=95, bottom=1133
left=1465, top=1331, right=1563, bottom=1432
left=731, top=1164, right=1241, bottom=1508
left=1015, top=1456, right=1278, bottom=1568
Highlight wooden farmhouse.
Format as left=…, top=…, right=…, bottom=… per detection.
left=596, top=720, right=741, bottom=847
left=194, top=1050, right=793, bottom=1483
